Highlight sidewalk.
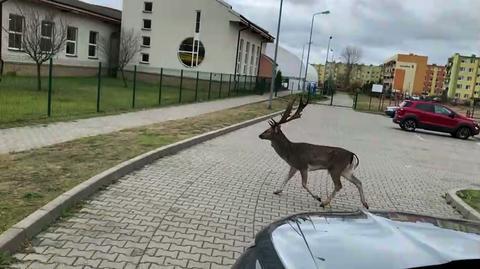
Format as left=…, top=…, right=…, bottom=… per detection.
left=0, top=92, right=291, bottom=154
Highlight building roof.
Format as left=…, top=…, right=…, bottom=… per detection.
left=216, top=0, right=274, bottom=42
left=36, top=0, right=121, bottom=23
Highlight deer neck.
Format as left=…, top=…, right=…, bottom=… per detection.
left=271, top=131, right=293, bottom=158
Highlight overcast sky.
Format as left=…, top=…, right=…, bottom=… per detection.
left=86, top=0, right=480, bottom=65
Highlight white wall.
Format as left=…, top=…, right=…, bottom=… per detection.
left=122, top=0, right=266, bottom=75
left=2, top=0, right=119, bottom=67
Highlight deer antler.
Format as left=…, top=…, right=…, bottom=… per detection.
left=277, top=97, right=296, bottom=124
left=286, top=94, right=309, bottom=122
left=270, top=95, right=309, bottom=126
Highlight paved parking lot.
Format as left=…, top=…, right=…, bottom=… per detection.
left=12, top=103, right=480, bottom=268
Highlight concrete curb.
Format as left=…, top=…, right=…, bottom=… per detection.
left=445, top=188, right=480, bottom=221
left=0, top=111, right=283, bottom=254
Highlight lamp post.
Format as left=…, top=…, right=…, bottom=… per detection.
left=268, top=0, right=284, bottom=109
left=323, top=36, right=332, bottom=94
left=303, top=10, right=330, bottom=93
left=297, top=43, right=307, bottom=91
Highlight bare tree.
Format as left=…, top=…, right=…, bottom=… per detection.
left=16, top=7, right=67, bottom=91
left=341, top=46, right=362, bottom=91
left=100, top=28, right=142, bottom=87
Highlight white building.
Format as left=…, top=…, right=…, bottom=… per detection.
left=261, top=44, right=319, bottom=91
left=0, top=0, right=121, bottom=76
left=121, top=0, right=273, bottom=75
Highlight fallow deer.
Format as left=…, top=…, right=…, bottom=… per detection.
left=259, top=96, right=369, bottom=208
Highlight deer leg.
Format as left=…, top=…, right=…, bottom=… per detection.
left=300, top=169, right=321, bottom=202
left=274, top=166, right=297, bottom=195
left=342, top=172, right=369, bottom=209
left=321, top=170, right=343, bottom=208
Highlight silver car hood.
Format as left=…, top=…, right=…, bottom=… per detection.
left=271, top=210, right=480, bottom=269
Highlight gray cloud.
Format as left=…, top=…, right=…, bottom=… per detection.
left=83, top=0, right=480, bottom=65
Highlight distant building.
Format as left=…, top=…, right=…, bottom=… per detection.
left=445, top=53, right=480, bottom=100
left=383, top=53, right=428, bottom=96
left=122, top=0, right=274, bottom=75
left=314, top=62, right=382, bottom=86
left=424, top=64, right=446, bottom=96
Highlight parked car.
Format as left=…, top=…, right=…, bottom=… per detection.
left=393, top=100, right=480, bottom=139
left=233, top=210, right=480, bottom=269
left=384, top=106, right=399, bottom=118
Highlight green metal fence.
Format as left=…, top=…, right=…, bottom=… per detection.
left=0, top=59, right=271, bottom=126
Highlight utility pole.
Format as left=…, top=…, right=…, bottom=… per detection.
left=297, top=43, right=306, bottom=91
left=268, top=0, right=284, bottom=109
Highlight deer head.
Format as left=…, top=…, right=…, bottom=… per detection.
left=259, top=95, right=309, bottom=140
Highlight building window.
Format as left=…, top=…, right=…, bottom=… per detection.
left=178, top=37, right=205, bottom=67
left=466, top=85, right=471, bottom=90
left=237, top=39, right=244, bottom=74
left=458, top=76, right=463, bottom=80
left=144, top=2, right=153, bottom=13
left=8, top=14, right=23, bottom=50
left=460, top=67, right=465, bottom=71
left=456, top=84, right=462, bottom=89
left=195, top=11, right=201, bottom=33
left=141, top=53, right=149, bottom=64
left=66, top=27, right=77, bottom=56
left=88, top=31, right=98, bottom=58
left=464, top=94, right=469, bottom=98
left=40, top=21, right=54, bottom=51
left=143, top=19, right=152, bottom=30
left=469, top=68, right=474, bottom=72
left=244, top=42, right=250, bottom=74
left=467, top=76, right=472, bottom=81
left=142, top=36, right=151, bottom=47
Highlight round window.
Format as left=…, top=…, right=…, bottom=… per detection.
left=178, top=37, right=205, bottom=67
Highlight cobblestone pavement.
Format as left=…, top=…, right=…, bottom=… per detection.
left=0, top=92, right=291, bottom=154
left=12, top=104, right=480, bottom=268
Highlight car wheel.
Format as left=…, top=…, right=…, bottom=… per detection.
left=402, top=119, right=416, bottom=132
left=456, top=127, right=471, bottom=140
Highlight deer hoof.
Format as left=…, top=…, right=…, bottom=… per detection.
left=363, top=202, right=369, bottom=209
left=320, top=201, right=329, bottom=208
left=273, top=190, right=283, bottom=195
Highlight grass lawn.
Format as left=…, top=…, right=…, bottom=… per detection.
left=0, top=75, right=258, bottom=128
left=0, top=96, right=292, bottom=234
left=457, top=189, right=480, bottom=213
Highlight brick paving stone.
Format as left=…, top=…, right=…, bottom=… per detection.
left=0, top=93, right=285, bottom=153
left=13, top=97, right=480, bottom=268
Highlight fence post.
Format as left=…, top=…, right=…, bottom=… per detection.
left=368, top=94, right=372, bottom=110
left=195, top=71, right=199, bottom=102
left=354, top=92, right=359, bottom=109
left=228, top=74, right=232, bottom=97
left=96, top=62, right=102, bottom=112
left=179, top=69, right=183, bottom=103
left=218, top=74, right=223, bottom=98
left=132, top=65, right=137, bottom=108
left=208, top=72, right=212, bottom=100
left=244, top=75, right=247, bottom=93
left=158, top=68, right=163, bottom=105
left=329, top=87, right=334, bottom=106
left=47, top=58, right=53, bottom=117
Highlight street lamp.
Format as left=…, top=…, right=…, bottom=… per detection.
left=303, top=10, right=330, bottom=92
left=323, top=36, right=333, bottom=94
left=268, top=0, right=284, bottom=109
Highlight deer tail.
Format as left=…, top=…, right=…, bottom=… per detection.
left=351, top=153, right=360, bottom=169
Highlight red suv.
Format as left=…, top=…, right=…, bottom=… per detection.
left=393, top=100, right=480, bottom=139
